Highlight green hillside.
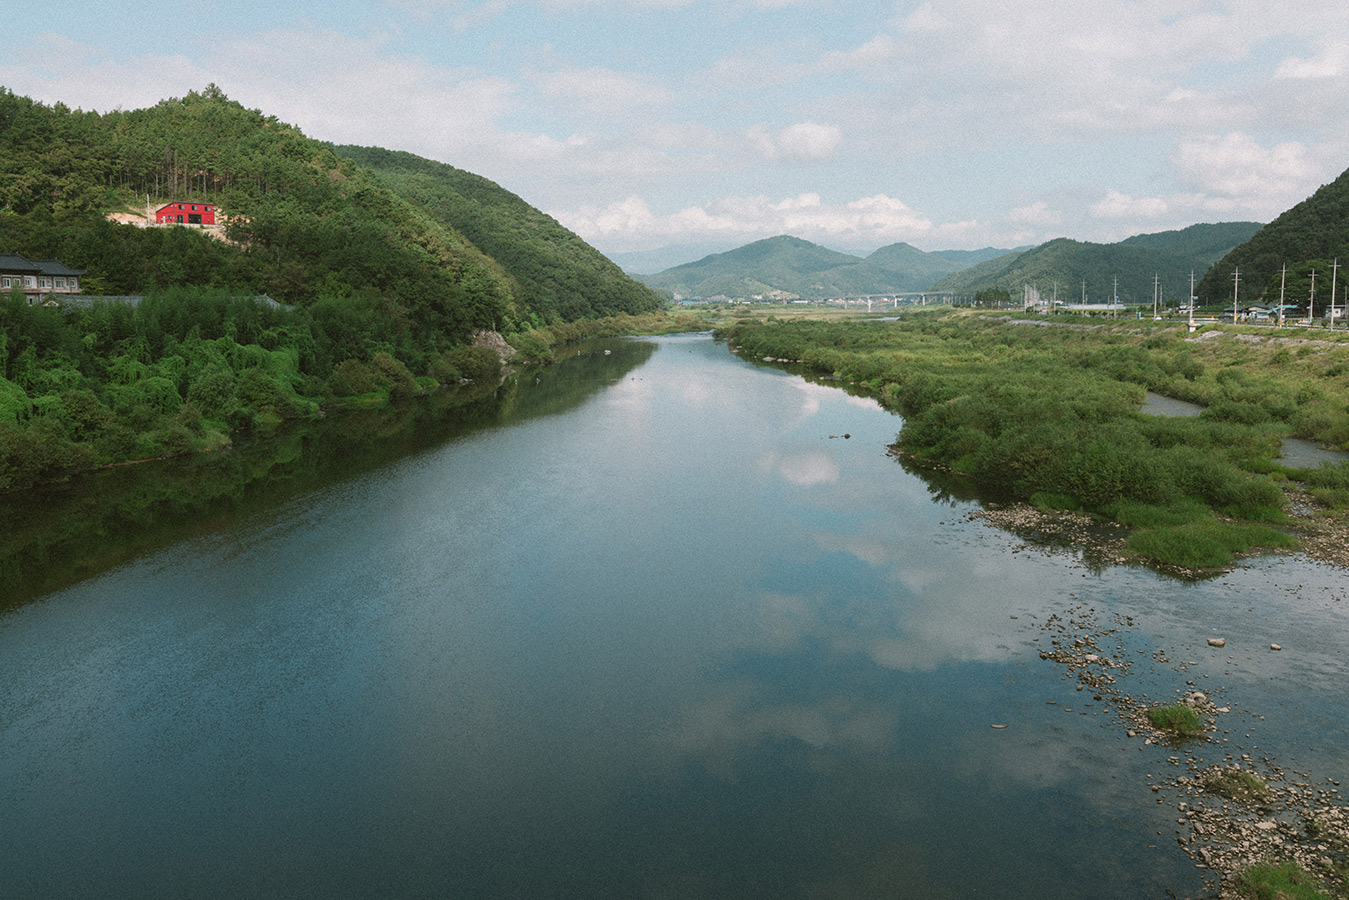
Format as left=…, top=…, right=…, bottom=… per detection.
left=931, top=223, right=1263, bottom=304
left=929, top=247, right=1023, bottom=267
left=0, top=85, right=662, bottom=490
left=1196, top=166, right=1349, bottom=307
left=332, top=145, right=659, bottom=322
left=0, top=86, right=656, bottom=328
left=636, top=235, right=991, bottom=299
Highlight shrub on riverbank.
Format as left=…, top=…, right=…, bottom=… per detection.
left=0, top=294, right=698, bottom=490
left=1146, top=703, right=1205, bottom=737
left=1199, top=767, right=1271, bottom=803
left=716, top=311, right=1349, bottom=568
left=1127, top=520, right=1298, bottom=569
left=1237, top=860, right=1338, bottom=900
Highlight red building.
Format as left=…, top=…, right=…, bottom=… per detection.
left=154, top=201, right=217, bottom=226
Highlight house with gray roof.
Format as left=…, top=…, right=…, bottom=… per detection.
left=0, top=254, right=86, bottom=304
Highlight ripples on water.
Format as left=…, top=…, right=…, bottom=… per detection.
left=1, top=335, right=1345, bottom=899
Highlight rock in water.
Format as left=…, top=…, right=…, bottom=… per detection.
left=1207, top=638, right=1226, bottom=648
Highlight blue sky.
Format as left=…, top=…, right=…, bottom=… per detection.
left=6, top=1, right=1349, bottom=269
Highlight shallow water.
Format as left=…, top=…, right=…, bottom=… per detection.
left=2, top=334, right=1345, bottom=899
left=1142, top=391, right=1203, bottom=417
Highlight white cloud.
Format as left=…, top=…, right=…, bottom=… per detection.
left=1008, top=201, right=1061, bottom=227
left=746, top=122, right=842, bottom=161
left=1173, top=132, right=1315, bottom=202
left=1274, top=42, right=1349, bottom=79
left=1090, top=190, right=1169, bottom=220
left=553, top=191, right=991, bottom=252
left=532, top=66, right=674, bottom=114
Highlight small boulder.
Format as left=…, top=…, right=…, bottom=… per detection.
left=1207, top=638, right=1226, bottom=648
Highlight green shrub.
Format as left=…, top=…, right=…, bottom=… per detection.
left=1237, top=860, right=1337, bottom=900
left=1146, top=703, right=1204, bottom=736
left=370, top=351, right=419, bottom=399
left=1199, top=766, right=1271, bottom=803
left=441, top=346, right=501, bottom=383
left=1128, top=520, right=1298, bottom=568
left=506, top=331, right=554, bottom=363
left=1030, top=492, right=1079, bottom=511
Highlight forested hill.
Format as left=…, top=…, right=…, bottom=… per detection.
left=930, top=222, right=1263, bottom=303
left=1195, top=165, right=1349, bottom=307
left=0, top=86, right=662, bottom=492
left=0, top=86, right=658, bottom=329
left=332, top=145, right=656, bottom=321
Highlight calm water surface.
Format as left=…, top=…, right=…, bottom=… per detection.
left=2, top=334, right=1346, bottom=899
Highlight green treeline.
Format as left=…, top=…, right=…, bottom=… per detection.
left=720, top=312, right=1349, bottom=569
left=0, top=284, right=688, bottom=490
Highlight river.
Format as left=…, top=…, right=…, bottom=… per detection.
left=2, top=333, right=1346, bottom=899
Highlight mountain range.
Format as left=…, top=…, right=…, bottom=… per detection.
left=634, top=236, right=1019, bottom=300
left=635, top=223, right=1264, bottom=303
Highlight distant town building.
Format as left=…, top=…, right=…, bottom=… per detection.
left=154, top=201, right=217, bottom=226
left=0, top=254, right=85, bottom=304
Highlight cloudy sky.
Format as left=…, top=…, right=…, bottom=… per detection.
left=6, top=1, right=1349, bottom=268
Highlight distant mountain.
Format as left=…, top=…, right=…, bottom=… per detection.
left=929, top=247, right=1026, bottom=266
left=635, top=235, right=1015, bottom=299
left=930, top=223, right=1263, bottom=304
left=1196, top=166, right=1349, bottom=306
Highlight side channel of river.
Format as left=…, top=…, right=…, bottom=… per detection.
left=1, top=333, right=1345, bottom=899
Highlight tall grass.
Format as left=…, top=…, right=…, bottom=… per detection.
left=717, top=312, right=1339, bottom=568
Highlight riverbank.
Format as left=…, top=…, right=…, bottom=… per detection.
left=722, top=309, right=1349, bottom=572
left=1037, top=603, right=1348, bottom=899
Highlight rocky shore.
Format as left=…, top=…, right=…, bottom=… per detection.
left=1036, top=605, right=1348, bottom=899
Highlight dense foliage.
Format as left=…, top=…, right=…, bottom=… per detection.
left=0, top=85, right=672, bottom=488
left=333, top=146, right=660, bottom=322
left=1197, top=164, right=1349, bottom=307
left=0, top=86, right=519, bottom=330
left=719, top=311, right=1349, bottom=568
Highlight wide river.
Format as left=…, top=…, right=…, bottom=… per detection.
left=2, top=333, right=1346, bottom=899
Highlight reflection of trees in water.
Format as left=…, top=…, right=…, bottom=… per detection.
left=893, top=451, right=1210, bottom=582
left=0, top=338, right=656, bottom=611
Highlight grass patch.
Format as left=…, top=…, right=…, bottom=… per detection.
left=1146, top=703, right=1205, bottom=737
left=1127, top=520, right=1299, bottom=568
left=1030, top=492, right=1080, bottom=511
left=1237, top=860, right=1337, bottom=900
left=1105, top=498, right=1208, bottom=528
left=1199, top=766, right=1271, bottom=803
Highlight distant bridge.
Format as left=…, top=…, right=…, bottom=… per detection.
left=825, top=292, right=958, bottom=309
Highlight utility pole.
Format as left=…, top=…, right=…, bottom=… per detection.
left=1331, top=259, right=1340, bottom=330
left=1279, top=264, right=1287, bottom=327
left=1310, top=268, right=1318, bottom=322
left=1232, top=268, right=1240, bottom=324
left=1188, top=271, right=1195, bottom=331
left=1153, top=273, right=1159, bottom=319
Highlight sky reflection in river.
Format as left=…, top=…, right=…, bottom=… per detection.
left=2, top=334, right=1344, bottom=899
